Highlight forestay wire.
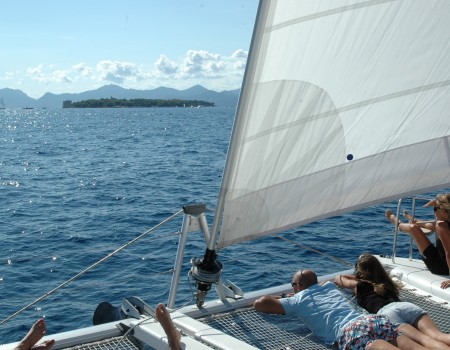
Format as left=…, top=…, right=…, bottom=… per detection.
left=0, top=209, right=184, bottom=326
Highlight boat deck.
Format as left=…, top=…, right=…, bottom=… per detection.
left=63, top=336, right=141, bottom=350
left=57, top=283, right=450, bottom=350
left=5, top=257, right=450, bottom=350
left=199, top=306, right=328, bottom=350
left=198, top=285, right=450, bottom=350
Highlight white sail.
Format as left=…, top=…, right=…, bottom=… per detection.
left=216, top=0, right=450, bottom=249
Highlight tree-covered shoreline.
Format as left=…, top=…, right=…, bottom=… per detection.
left=63, top=98, right=214, bottom=108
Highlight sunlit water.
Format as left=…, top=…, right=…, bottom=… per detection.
left=0, top=107, right=443, bottom=343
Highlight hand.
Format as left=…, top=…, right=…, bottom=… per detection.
left=440, top=279, right=450, bottom=289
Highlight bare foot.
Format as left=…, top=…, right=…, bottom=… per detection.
left=385, top=210, right=400, bottom=226
left=155, top=303, right=181, bottom=350
left=403, top=209, right=416, bottom=222
left=15, top=319, right=54, bottom=350
left=31, top=339, right=55, bottom=350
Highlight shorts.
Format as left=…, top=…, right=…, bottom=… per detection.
left=422, top=244, right=449, bottom=275
left=378, top=302, right=426, bottom=326
left=338, top=315, right=400, bottom=350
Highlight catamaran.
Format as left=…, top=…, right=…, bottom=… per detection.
left=2, top=1, right=450, bottom=349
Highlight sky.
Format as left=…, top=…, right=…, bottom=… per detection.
left=0, top=1, right=259, bottom=99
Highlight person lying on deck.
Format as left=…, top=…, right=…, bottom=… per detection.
left=254, top=269, right=429, bottom=350
left=14, top=319, right=55, bottom=350
left=385, top=193, right=450, bottom=289
left=335, top=253, right=450, bottom=349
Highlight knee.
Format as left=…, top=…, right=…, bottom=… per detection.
left=408, top=223, right=426, bottom=235
left=410, top=223, right=421, bottom=230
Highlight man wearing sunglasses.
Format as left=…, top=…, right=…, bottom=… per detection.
left=254, top=269, right=428, bottom=349
left=385, top=193, right=450, bottom=287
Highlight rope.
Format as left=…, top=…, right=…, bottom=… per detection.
left=113, top=316, right=152, bottom=350
left=0, top=209, right=184, bottom=325
left=112, top=295, right=195, bottom=350
left=277, top=236, right=353, bottom=268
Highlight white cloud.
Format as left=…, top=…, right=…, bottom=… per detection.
left=231, top=49, right=248, bottom=59
left=52, top=70, right=72, bottom=83
left=27, top=64, right=44, bottom=76
left=155, top=55, right=178, bottom=75
left=2, top=49, right=248, bottom=97
left=122, top=49, right=247, bottom=89
left=73, top=63, right=93, bottom=77
left=233, top=60, right=246, bottom=70
left=96, top=60, right=139, bottom=84
left=2, top=72, right=16, bottom=81
left=180, top=50, right=222, bottom=76
left=26, top=64, right=72, bottom=84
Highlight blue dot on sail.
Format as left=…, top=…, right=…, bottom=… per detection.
left=347, top=154, right=353, bottom=161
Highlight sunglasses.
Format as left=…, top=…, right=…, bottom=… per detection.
left=291, top=270, right=304, bottom=287
left=434, top=204, right=446, bottom=212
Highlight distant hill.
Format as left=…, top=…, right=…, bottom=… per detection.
left=0, top=84, right=240, bottom=108
left=0, top=88, right=37, bottom=108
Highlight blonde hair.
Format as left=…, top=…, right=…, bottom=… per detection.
left=436, top=193, right=450, bottom=214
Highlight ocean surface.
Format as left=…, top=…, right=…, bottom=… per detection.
left=0, top=107, right=444, bottom=343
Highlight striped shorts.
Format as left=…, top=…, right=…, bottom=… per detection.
left=338, top=314, right=401, bottom=350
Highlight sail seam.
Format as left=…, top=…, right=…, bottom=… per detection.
left=244, top=80, right=450, bottom=143
left=267, top=0, right=397, bottom=32
left=337, top=80, right=450, bottom=114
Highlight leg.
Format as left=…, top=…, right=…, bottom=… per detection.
left=398, top=323, right=450, bottom=349
left=403, top=209, right=416, bottom=222
left=390, top=334, right=429, bottom=350
left=368, top=339, right=401, bottom=349
left=416, top=314, right=450, bottom=346
left=155, top=303, right=181, bottom=350
left=386, top=210, right=433, bottom=254
left=15, top=319, right=50, bottom=350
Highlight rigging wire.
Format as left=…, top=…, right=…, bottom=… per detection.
left=67, top=230, right=184, bottom=257
left=0, top=209, right=184, bottom=326
left=277, top=236, right=354, bottom=268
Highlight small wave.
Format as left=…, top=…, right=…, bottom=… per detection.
left=2, top=180, right=20, bottom=187
left=68, top=235, right=91, bottom=243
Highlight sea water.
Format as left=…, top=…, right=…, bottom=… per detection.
left=0, top=107, right=442, bottom=343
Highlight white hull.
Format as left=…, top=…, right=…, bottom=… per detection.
left=378, top=255, right=450, bottom=305
left=2, top=256, right=449, bottom=350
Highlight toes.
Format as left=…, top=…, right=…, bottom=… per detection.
left=36, top=319, right=46, bottom=334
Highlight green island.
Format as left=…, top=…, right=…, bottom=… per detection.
left=63, top=98, right=214, bottom=108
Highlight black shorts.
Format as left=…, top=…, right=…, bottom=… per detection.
left=422, top=244, right=449, bottom=275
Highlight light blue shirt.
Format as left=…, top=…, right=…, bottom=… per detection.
left=280, top=282, right=361, bottom=345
